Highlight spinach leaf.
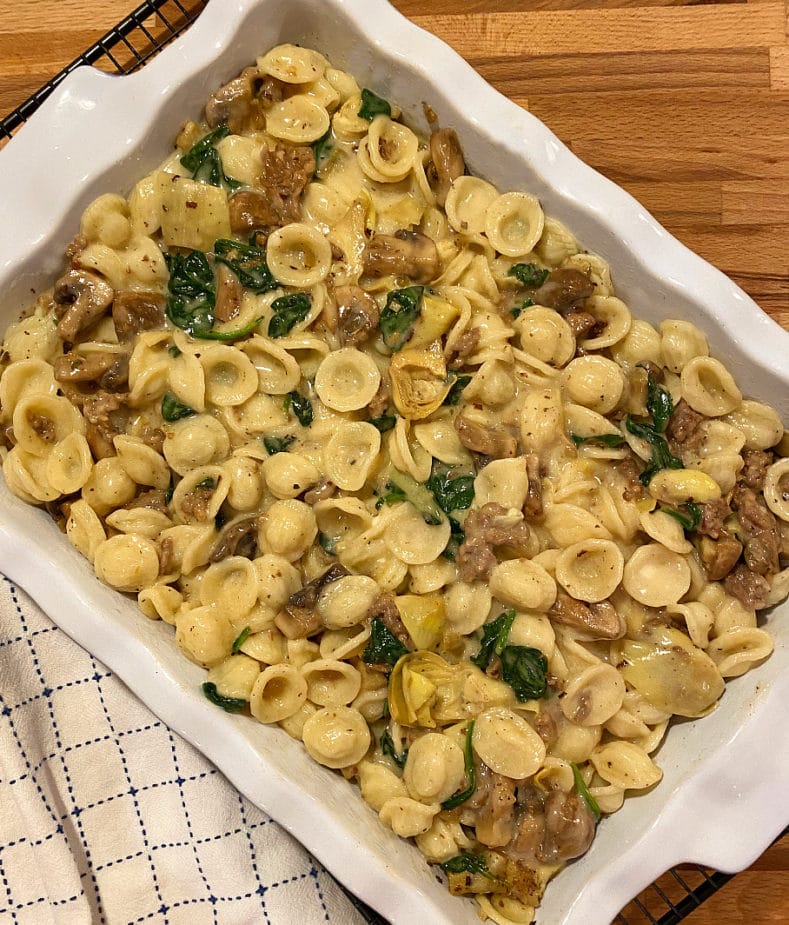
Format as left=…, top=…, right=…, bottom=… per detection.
left=268, top=292, right=311, bottom=338
left=362, top=617, right=410, bottom=669
left=168, top=344, right=182, bottom=358
left=500, top=646, right=549, bottom=701
left=381, top=729, right=408, bottom=769
left=442, top=518, right=465, bottom=562
left=198, top=315, right=264, bottom=342
left=368, top=412, right=397, bottom=433
left=508, top=262, right=549, bottom=288
left=195, top=477, right=216, bottom=490
left=231, top=626, right=251, bottom=655
left=662, top=502, right=702, bottom=532
left=572, top=763, right=601, bottom=822
left=427, top=463, right=475, bottom=515
left=625, top=417, right=683, bottom=486
left=165, top=250, right=216, bottom=337
left=180, top=125, right=242, bottom=190
left=358, top=88, right=391, bottom=121
left=201, top=681, right=246, bottom=712
left=646, top=373, right=674, bottom=434
left=441, top=721, right=476, bottom=810
left=214, top=509, right=227, bottom=531
left=319, top=532, right=337, bottom=556
left=263, top=434, right=295, bottom=455
left=165, top=474, right=175, bottom=506
left=213, top=239, right=278, bottom=293
left=311, top=128, right=333, bottom=174
left=284, top=391, right=314, bottom=427
left=443, top=374, right=472, bottom=407
left=379, top=286, right=424, bottom=351
left=510, top=298, right=534, bottom=319
left=161, top=392, right=196, bottom=422
left=472, top=610, right=516, bottom=671
left=374, top=481, right=407, bottom=509
left=439, top=852, right=491, bottom=877
left=570, top=433, right=626, bottom=448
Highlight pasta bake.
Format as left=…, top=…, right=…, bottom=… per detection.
left=1, top=42, right=787, bottom=924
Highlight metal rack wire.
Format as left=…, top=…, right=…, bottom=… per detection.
left=0, top=1, right=764, bottom=922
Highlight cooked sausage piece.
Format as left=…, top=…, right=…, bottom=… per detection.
left=213, top=263, right=243, bottom=323
left=740, top=449, right=774, bottom=492
left=731, top=484, right=781, bottom=577
left=112, top=290, right=166, bottom=342
left=457, top=502, right=531, bottom=582
left=666, top=399, right=705, bottom=456
left=229, top=143, right=315, bottom=230
left=724, top=563, right=771, bottom=610
left=363, top=230, right=439, bottom=284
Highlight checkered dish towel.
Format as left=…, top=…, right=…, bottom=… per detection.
left=0, top=576, right=366, bottom=925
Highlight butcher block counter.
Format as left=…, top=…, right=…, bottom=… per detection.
left=0, top=1, right=785, bottom=923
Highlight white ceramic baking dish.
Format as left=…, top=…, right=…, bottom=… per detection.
left=0, top=1, right=786, bottom=922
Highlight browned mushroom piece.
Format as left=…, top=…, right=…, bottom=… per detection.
left=429, top=128, right=465, bottom=206
left=112, top=290, right=166, bottom=343
left=303, top=478, right=337, bottom=505
left=275, top=564, right=349, bottom=639
left=547, top=591, right=624, bottom=640
left=700, top=534, right=744, bottom=582
left=209, top=515, right=260, bottom=562
left=454, top=414, right=518, bottom=459
left=473, top=769, right=516, bottom=848
left=53, top=268, right=114, bottom=341
left=523, top=453, right=544, bottom=519
left=54, top=351, right=124, bottom=385
left=228, top=143, right=315, bottom=231
left=82, top=390, right=129, bottom=460
left=532, top=268, right=594, bottom=312
left=333, top=285, right=380, bottom=347
left=363, top=230, right=439, bottom=284
left=538, top=791, right=596, bottom=864
left=213, top=263, right=243, bottom=323
left=122, top=489, right=168, bottom=513
left=204, top=66, right=269, bottom=134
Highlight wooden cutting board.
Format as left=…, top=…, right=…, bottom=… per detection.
left=0, top=2, right=786, bottom=923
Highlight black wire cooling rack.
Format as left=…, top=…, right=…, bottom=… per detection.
left=0, top=1, right=773, bottom=921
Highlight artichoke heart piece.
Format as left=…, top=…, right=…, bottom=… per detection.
left=390, top=340, right=454, bottom=420
left=620, top=626, right=724, bottom=718
left=394, top=593, right=446, bottom=650
left=408, top=294, right=460, bottom=350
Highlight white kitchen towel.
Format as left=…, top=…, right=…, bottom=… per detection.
left=0, top=575, right=367, bottom=925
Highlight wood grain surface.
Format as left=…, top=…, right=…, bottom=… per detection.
left=0, top=1, right=786, bottom=923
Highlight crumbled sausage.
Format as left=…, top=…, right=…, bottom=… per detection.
left=697, top=498, right=732, bottom=539
left=366, top=376, right=391, bottom=420
left=564, top=308, right=597, bottom=339
left=731, top=484, right=781, bottom=577
left=457, top=503, right=531, bottom=582
left=446, top=328, right=480, bottom=370
left=724, top=564, right=771, bottom=611
left=740, top=449, right=774, bottom=492
left=548, top=591, right=624, bottom=640
left=455, top=415, right=518, bottom=459
left=333, top=285, right=380, bottom=346
left=616, top=455, right=647, bottom=503
left=112, top=291, right=166, bottom=343
left=666, top=399, right=705, bottom=456
left=179, top=487, right=215, bottom=522
left=82, top=390, right=129, bottom=460
left=363, top=230, right=439, bottom=284
left=158, top=537, right=176, bottom=575
left=229, top=142, right=315, bottom=230
left=368, top=593, right=412, bottom=650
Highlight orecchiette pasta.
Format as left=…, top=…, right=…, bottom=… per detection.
left=1, top=42, right=785, bottom=925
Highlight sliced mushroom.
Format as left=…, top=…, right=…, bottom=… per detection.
left=214, top=263, right=243, bottom=323
left=429, top=128, right=465, bottom=206
left=123, top=489, right=168, bottom=513
left=548, top=591, right=624, bottom=640
left=112, top=290, right=166, bottom=343
left=54, top=351, right=123, bottom=384
left=538, top=791, right=596, bottom=864
left=205, top=66, right=268, bottom=134
left=333, top=285, right=380, bottom=347
left=303, top=478, right=336, bottom=505
left=454, top=414, right=518, bottom=459
left=457, top=503, right=531, bottom=583
left=533, top=268, right=594, bottom=312
left=363, top=230, right=439, bottom=284
left=523, top=453, right=543, bottom=519
left=275, top=564, right=349, bottom=639
left=53, top=269, right=114, bottom=341
left=209, top=515, right=260, bottom=562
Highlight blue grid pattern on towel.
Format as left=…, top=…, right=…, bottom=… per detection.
left=0, top=576, right=363, bottom=925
